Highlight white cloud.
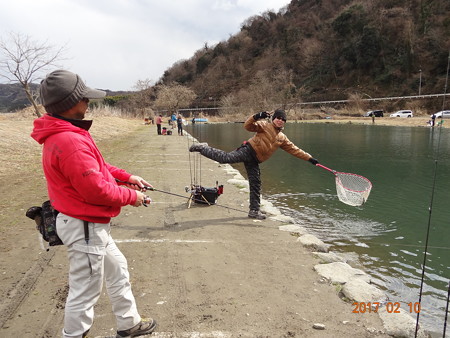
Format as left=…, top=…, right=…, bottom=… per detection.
left=0, top=0, right=290, bottom=90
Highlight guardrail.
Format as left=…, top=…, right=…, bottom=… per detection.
left=295, top=93, right=449, bottom=106
left=161, top=93, right=449, bottom=114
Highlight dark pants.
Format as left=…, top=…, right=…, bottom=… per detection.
left=157, top=124, right=162, bottom=135
left=177, top=123, right=183, bottom=135
left=199, top=144, right=261, bottom=211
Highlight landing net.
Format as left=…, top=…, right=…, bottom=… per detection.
left=335, top=172, right=372, bottom=206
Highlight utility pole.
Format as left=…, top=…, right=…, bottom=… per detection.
left=419, top=69, right=422, bottom=96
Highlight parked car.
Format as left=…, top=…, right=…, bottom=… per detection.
left=431, top=110, right=450, bottom=118
left=390, top=110, right=413, bottom=118
left=364, top=110, right=384, bottom=117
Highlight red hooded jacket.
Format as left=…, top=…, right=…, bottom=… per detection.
left=31, top=114, right=137, bottom=223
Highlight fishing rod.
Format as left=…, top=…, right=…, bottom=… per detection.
left=415, top=51, right=450, bottom=338
left=441, top=51, right=450, bottom=338
left=116, top=179, right=248, bottom=215
left=187, top=119, right=205, bottom=189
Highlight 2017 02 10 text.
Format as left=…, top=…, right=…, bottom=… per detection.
left=352, top=302, right=421, bottom=314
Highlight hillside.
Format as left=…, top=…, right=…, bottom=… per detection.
left=0, top=83, right=131, bottom=112
left=1, top=0, right=449, bottom=114
left=160, top=0, right=450, bottom=111
left=0, top=83, right=39, bottom=112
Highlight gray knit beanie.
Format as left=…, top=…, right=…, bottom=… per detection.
left=39, top=70, right=106, bottom=114
left=272, top=109, right=287, bottom=121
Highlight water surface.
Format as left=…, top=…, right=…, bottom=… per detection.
left=187, top=122, right=450, bottom=335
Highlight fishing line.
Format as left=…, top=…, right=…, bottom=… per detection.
left=444, top=281, right=449, bottom=338
left=187, top=119, right=204, bottom=188
left=415, top=51, right=450, bottom=338
left=116, top=179, right=248, bottom=215
left=198, top=118, right=204, bottom=187
left=187, top=132, right=195, bottom=188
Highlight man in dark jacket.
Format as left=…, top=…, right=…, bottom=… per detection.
left=189, top=109, right=318, bottom=220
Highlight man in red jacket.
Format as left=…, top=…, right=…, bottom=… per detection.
left=31, top=70, right=156, bottom=338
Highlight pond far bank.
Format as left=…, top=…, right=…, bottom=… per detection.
left=292, top=116, right=436, bottom=128
left=211, top=116, right=438, bottom=128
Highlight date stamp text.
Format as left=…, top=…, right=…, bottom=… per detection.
left=352, top=302, right=421, bottom=314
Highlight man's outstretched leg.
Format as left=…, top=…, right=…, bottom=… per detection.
left=190, top=143, right=266, bottom=219
left=189, top=143, right=250, bottom=164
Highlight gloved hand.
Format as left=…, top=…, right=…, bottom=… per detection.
left=308, top=157, right=319, bottom=165
left=253, top=111, right=270, bottom=120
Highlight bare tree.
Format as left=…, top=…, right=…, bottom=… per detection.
left=347, top=92, right=366, bottom=115
left=218, top=93, right=242, bottom=119
left=153, top=83, right=196, bottom=113
left=238, top=68, right=301, bottom=113
left=130, top=78, right=154, bottom=118
left=0, top=32, right=65, bottom=117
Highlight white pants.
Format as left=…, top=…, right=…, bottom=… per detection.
left=56, top=213, right=141, bottom=338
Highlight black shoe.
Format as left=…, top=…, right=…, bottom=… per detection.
left=189, top=142, right=208, bottom=152
left=116, top=318, right=157, bottom=337
left=248, top=210, right=266, bottom=220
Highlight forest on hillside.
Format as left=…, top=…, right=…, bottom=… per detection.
left=159, top=0, right=450, bottom=113
left=2, top=0, right=449, bottom=116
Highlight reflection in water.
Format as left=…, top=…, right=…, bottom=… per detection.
left=270, top=192, right=387, bottom=240
left=187, top=123, right=450, bottom=335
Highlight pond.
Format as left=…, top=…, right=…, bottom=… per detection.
left=186, top=121, right=450, bottom=335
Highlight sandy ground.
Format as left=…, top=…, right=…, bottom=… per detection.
left=0, top=112, right=434, bottom=338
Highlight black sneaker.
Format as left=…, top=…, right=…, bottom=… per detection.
left=189, top=142, right=208, bottom=152
left=116, top=318, right=157, bottom=337
left=248, top=210, right=266, bottom=220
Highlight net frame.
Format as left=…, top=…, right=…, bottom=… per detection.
left=334, top=172, right=372, bottom=206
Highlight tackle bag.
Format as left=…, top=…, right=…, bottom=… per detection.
left=193, top=185, right=224, bottom=205
left=26, top=200, right=63, bottom=246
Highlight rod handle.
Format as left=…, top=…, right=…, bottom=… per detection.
left=316, top=163, right=336, bottom=174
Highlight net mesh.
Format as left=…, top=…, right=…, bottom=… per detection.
left=335, top=172, right=372, bottom=206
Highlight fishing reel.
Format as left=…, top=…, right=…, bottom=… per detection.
left=142, top=196, right=152, bottom=207
left=185, top=184, right=205, bottom=194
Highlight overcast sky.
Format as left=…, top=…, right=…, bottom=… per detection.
left=0, top=0, right=290, bottom=91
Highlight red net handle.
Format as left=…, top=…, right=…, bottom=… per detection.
left=316, top=163, right=336, bottom=175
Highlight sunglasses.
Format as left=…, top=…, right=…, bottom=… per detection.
left=275, top=116, right=286, bottom=122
